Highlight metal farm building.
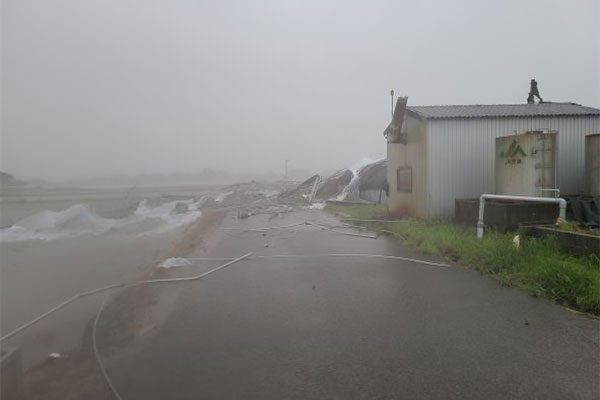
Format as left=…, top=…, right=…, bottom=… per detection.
left=386, top=102, right=600, bottom=219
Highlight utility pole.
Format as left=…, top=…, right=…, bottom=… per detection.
left=390, top=89, right=395, bottom=117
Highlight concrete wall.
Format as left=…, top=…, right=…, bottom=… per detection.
left=386, top=115, right=429, bottom=218
left=427, top=116, right=600, bottom=218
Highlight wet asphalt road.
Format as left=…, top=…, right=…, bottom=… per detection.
left=103, top=210, right=599, bottom=400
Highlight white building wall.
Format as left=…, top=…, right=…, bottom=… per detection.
left=387, top=115, right=430, bottom=218
left=427, top=116, right=600, bottom=218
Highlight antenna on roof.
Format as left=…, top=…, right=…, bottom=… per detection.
left=390, top=90, right=395, bottom=117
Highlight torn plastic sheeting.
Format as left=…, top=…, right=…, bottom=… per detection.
left=159, top=257, right=192, bottom=269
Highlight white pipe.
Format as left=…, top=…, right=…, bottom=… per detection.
left=186, top=254, right=449, bottom=268
left=477, top=194, right=566, bottom=239
left=249, top=253, right=450, bottom=268
left=304, top=221, right=377, bottom=239
left=0, top=253, right=253, bottom=343
left=539, top=188, right=560, bottom=198
left=93, top=296, right=123, bottom=400
left=340, top=219, right=406, bottom=223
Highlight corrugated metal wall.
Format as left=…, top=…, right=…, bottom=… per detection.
left=427, top=116, right=600, bottom=218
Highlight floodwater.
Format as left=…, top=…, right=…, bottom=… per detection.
left=2, top=183, right=598, bottom=399
left=0, top=185, right=216, bottom=368
left=22, top=209, right=600, bottom=400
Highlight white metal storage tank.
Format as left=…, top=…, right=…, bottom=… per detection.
left=495, top=130, right=557, bottom=197
left=585, top=133, right=600, bottom=196
left=386, top=102, right=600, bottom=218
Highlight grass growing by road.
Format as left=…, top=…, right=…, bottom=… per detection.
left=326, top=204, right=600, bottom=316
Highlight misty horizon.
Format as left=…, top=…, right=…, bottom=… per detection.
left=2, top=0, right=599, bottom=182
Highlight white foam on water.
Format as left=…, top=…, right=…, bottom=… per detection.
left=214, top=191, right=233, bottom=202
left=134, top=199, right=202, bottom=236
left=0, top=198, right=204, bottom=243
left=159, top=257, right=192, bottom=269
left=307, top=202, right=326, bottom=210
left=0, top=204, right=115, bottom=242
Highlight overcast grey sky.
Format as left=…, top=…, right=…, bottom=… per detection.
left=1, top=0, right=598, bottom=181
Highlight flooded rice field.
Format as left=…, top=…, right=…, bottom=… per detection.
left=0, top=185, right=217, bottom=367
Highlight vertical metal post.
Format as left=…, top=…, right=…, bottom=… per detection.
left=477, top=196, right=485, bottom=239
left=390, top=89, right=395, bottom=117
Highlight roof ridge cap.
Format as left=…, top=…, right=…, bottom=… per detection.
left=408, top=102, right=580, bottom=108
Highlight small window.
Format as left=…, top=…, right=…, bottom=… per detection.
left=397, top=166, right=412, bottom=193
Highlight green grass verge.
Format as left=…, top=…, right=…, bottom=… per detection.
left=326, top=204, right=600, bottom=316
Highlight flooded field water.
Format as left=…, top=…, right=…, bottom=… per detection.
left=0, top=185, right=218, bottom=368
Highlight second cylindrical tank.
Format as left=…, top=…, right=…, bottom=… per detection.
left=585, top=133, right=600, bottom=196
left=495, top=130, right=557, bottom=197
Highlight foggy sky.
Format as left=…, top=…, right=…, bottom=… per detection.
left=1, top=0, right=598, bottom=182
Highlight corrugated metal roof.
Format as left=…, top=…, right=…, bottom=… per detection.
left=407, top=102, right=600, bottom=119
